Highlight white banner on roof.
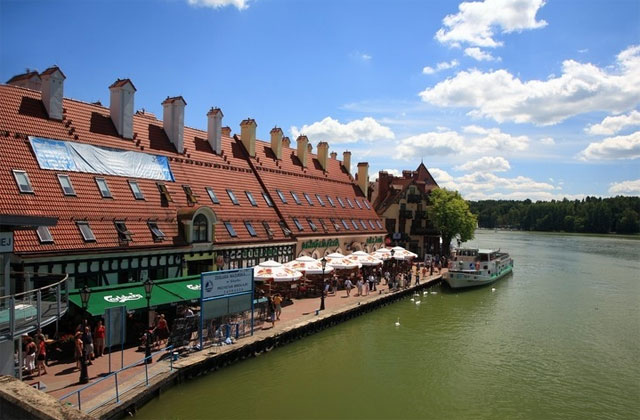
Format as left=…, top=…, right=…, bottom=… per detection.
left=29, top=136, right=174, bottom=181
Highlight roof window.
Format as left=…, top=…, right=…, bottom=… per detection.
left=363, top=200, right=371, bottom=210
left=330, top=218, right=341, bottom=231
left=148, top=221, right=166, bottom=241
left=13, top=170, right=34, bottom=193
left=303, top=193, right=314, bottom=206
left=262, top=192, right=274, bottom=207
left=224, top=221, right=238, bottom=238
left=318, top=218, right=329, bottom=233
left=337, top=197, right=346, bottom=208
left=290, top=191, right=302, bottom=205
left=57, top=174, right=76, bottom=196
left=351, top=219, right=359, bottom=230
left=376, top=220, right=383, bottom=229
left=245, top=221, right=258, bottom=237
left=307, top=218, right=318, bottom=232
left=279, top=221, right=292, bottom=237
left=245, top=191, right=258, bottom=206
left=360, top=220, right=368, bottom=230
left=95, top=178, right=112, bottom=198
left=326, top=195, right=335, bottom=207
left=157, top=183, right=173, bottom=202
left=76, top=221, right=96, bottom=242
left=346, top=198, right=355, bottom=209
left=206, top=187, right=220, bottom=204
left=129, top=180, right=144, bottom=200
left=292, top=217, right=304, bottom=231
left=355, top=199, right=363, bottom=209
left=262, top=221, right=275, bottom=239
left=36, top=226, right=53, bottom=244
left=341, top=219, right=350, bottom=230
left=315, top=194, right=325, bottom=206
left=276, top=189, right=287, bottom=204
left=115, top=221, right=133, bottom=242
left=183, top=185, right=198, bottom=204
left=368, top=220, right=376, bottom=230
left=227, top=189, right=239, bottom=205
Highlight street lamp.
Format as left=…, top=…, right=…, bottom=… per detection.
left=143, top=279, right=154, bottom=364
left=79, top=285, right=91, bottom=384
left=319, top=257, right=327, bottom=311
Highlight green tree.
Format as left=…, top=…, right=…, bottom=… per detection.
left=429, top=188, right=477, bottom=256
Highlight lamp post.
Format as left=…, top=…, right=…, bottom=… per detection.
left=319, top=257, right=327, bottom=311
left=79, top=285, right=91, bottom=384
left=143, top=279, right=154, bottom=364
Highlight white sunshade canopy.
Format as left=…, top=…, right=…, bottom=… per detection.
left=253, top=260, right=303, bottom=282
left=372, top=248, right=392, bottom=261
left=390, top=246, right=418, bottom=260
left=284, top=256, right=334, bottom=275
left=325, top=252, right=362, bottom=269
left=348, top=251, right=383, bottom=266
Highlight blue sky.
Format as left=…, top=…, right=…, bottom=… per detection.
left=1, top=0, right=639, bottom=200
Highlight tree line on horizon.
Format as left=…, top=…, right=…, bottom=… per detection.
left=469, top=196, right=640, bottom=234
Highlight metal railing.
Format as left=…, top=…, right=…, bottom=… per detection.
left=0, top=273, right=69, bottom=343
left=58, top=345, right=174, bottom=414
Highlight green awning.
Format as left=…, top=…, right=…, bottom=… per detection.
left=69, top=275, right=201, bottom=316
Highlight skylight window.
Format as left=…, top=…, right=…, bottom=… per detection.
left=315, top=194, right=325, bottom=206
left=292, top=217, right=304, bottom=231
left=360, top=220, right=368, bottom=230
left=276, top=189, right=287, bottom=204
left=183, top=185, right=198, bottom=204
left=330, top=218, right=341, bottom=231
left=148, top=221, right=166, bottom=241
left=224, top=221, right=238, bottom=237
left=369, top=220, right=376, bottom=230
left=227, top=189, right=239, bottom=205
left=318, top=218, right=329, bottom=233
left=245, top=221, right=257, bottom=237
left=376, top=220, right=383, bottom=229
left=326, top=195, right=335, bottom=207
left=157, top=183, right=173, bottom=202
left=115, top=221, right=133, bottom=242
left=346, top=198, right=355, bottom=209
left=341, top=219, right=350, bottom=230
left=129, top=180, right=144, bottom=200
left=303, top=193, right=314, bottom=206
left=77, top=221, right=96, bottom=242
left=337, top=197, right=346, bottom=208
left=351, top=219, right=359, bottom=230
left=206, top=187, right=220, bottom=204
left=262, top=192, right=274, bottom=207
left=36, top=226, right=53, bottom=244
left=279, top=221, right=292, bottom=237
left=13, top=170, right=33, bottom=193
left=363, top=200, right=371, bottom=209
left=355, top=199, right=363, bottom=209
left=57, top=174, right=76, bottom=196
left=245, top=191, right=258, bottom=207
left=290, top=191, right=302, bottom=205
left=95, top=178, right=112, bottom=198
left=307, top=218, right=318, bottom=232
left=262, top=221, right=274, bottom=239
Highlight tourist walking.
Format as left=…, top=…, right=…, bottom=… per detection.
left=36, top=334, right=47, bottom=376
left=273, top=294, right=283, bottom=320
left=75, top=332, right=83, bottom=370
left=268, top=296, right=276, bottom=327
left=24, top=336, right=36, bottom=375
left=83, top=326, right=94, bottom=363
left=368, top=273, right=376, bottom=292
left=344, top=278, right=353, bottom=297
left=331, top=276, right=338, bottom=295
left=154, top=314, right=170, bottom=346
left=94, top=320, right=105, bottom=357
left=356, top=277, right=363, bottom=296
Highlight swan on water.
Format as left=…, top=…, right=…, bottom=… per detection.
left=491, top=288, right=496, bottom=292
left=415, top=300, right=421, bottom=305
left=395, top=318, right=400, bottom=327
left=410, top=298, right=415, bottom=302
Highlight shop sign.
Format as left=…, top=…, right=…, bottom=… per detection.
left=201, top=268, right=253, bottom=299
left=301, top=238, right=339, bottom=250
left=104, top=293, right=143, bottom=303
left=0, top=232, right=13, bottom=253
left=366, top=236, right=383, bottom=244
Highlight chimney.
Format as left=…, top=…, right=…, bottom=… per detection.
left=342, top=151, right=352, bottom=174
left=7, top=70, right=42, bottom=91
left=207, top=107, right=223, bottom=154
left=357, top=162, right=369, bottom=196
left=317, top=142, right=329, bottom=171
left=402, top=170, right=412, bottom=179
left=282, top=136, right=291, bottom=148
left=375, top=171, right=392, bottom=204
left=40, top=66, right=66, bottom=120
left=109, top=79, right=136, bottom=139
left=296, top=135, right=309, bottom=168
left=330, top=151, right=337, bottom=160
left=221, top=126, right=231, bottom=137
left=307, top=143, right=313, bottom=153
left=270, top=127, right=283, bottom=159
left=240, top=118, right=257, bottom=157
left=162, top=96, right=187, bottom=154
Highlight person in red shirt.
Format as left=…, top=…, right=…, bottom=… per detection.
left=94, top=320, right=106, bottom=357
left=36, top=334, right=47, bottom=376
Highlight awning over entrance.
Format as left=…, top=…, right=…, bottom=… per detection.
left=68, top=275, right=201, bottom=316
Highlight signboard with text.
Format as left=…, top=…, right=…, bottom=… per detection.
left=201, top=269, right=253, bottom=299
left=0, top=232, right=13, bottom=253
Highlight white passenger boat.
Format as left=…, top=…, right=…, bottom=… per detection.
left=444, top=248, right=513, bottom=289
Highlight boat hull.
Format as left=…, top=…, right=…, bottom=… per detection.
left=444, top=265, right=512, bottom=289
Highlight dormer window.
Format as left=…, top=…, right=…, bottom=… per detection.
left=115, top=221, right=133, bottom=242
left=193, top=214, right=209, bottom=242
left=279, top=221, right=292, bottom=237
left=57, top=174, right=76, bottom=196
left=262, top=192, right=274, bottom=207
left=346, top=198, right=355, bottom=209
left=276, top=189, right=287, bottom=204
left=315, top=194, right=325, bottom=206
left=224, top=221, right=237, bottom=238
left=292, top=217, right=304, bottom=231
left=227, top=189, right=239, bottom=205
left=307, top=218, right=318, bottom=232
left=36, top=226, right=53, bottom=244
left=326, top=195, right=335, bottom=207
left=13, top=170, right=34, bottom=193
left=148, top=221, right=166, bottom=241
left=157, top=183, right=173, bottom=202
left=262, top=221, right=275, bottom=239
left=183, top=185, right=198, bottom=204
left=77, top=221, right=96, bottom=242
left=129, top=180, right=144, bottom=200
left=245, top=191, right=258, bottom=207
left=290, top=191, right=302, bottom=205
left=337, top=197, right=346, bottom=208
left=245, top=221, right=258, bottom=237
left=206, top=187, right=220, bottom=204
left=303, top=193, right=314, bottom=206
left=95, top=178, right=112, bottom=198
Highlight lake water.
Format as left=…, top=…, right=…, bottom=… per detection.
left=136, top=231, right=640, bottom=419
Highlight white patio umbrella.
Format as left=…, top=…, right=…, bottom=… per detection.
left=348, top=251, right=383, bottom=266
left=284, top=256, right=334, bottom=275
left=390, top=246, right=418, bottom=260
left=325, top=252, right=362, bottom=270
left=372, top=248, right=392, bottom=261
left=253, top=260, right=303, bottom=282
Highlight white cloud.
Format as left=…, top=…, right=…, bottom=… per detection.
left=464, top=47, right=497, bottom=61
left=455, top=156, right=511, bottom=172
left=290, top=117, right=394, bottom=144
left=435, top=0, right=547, bottom=48
left=422, top=60, right=459, bottom=74
left=609, top=179, right=640, bottom=195
left=578, top=131, right=640, bottom=160
left=586, top=110, right=640, bottom=135
left=463, top=125, right=529, bottom=152
left=420, top=45, right=640, bottom=126
left=187, top=0, right=250, bottom=10
left=430, top=168, right=460, bottom=190
left=395, top=131, right=465, bottom=159
left=351, top=51, right=372, bottom=61
left=457, top=171, right=555, bottom=192
left=540, top=137, right=555, bottom=145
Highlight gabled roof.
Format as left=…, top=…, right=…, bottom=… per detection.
left=373, top=163, right=440, bottom=214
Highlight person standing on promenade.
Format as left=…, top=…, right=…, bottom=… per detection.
left=273, top=294, right=283, bottom=320
left=268, top=296, right=276, bottom=327
left=331, top=276, right=338, bottom=295
left=155, top=314, right=170, bottom=347
left=36, top=334, right=47, bottom=376
left=355, top=277, right=363, bottom=296
left=83, top=326, right=94, bottom=363
left=94, top=320, right=105, bottom=357
left=344, top=278, right=353, bottom=297
left=324, top=281, right=330, bottom=297
left=74, top=332, right=83, bottom=371
left=24, top=336, right=36, bottom=376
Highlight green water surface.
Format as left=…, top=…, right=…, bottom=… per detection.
left=136, top=231, right=640, bottom=419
